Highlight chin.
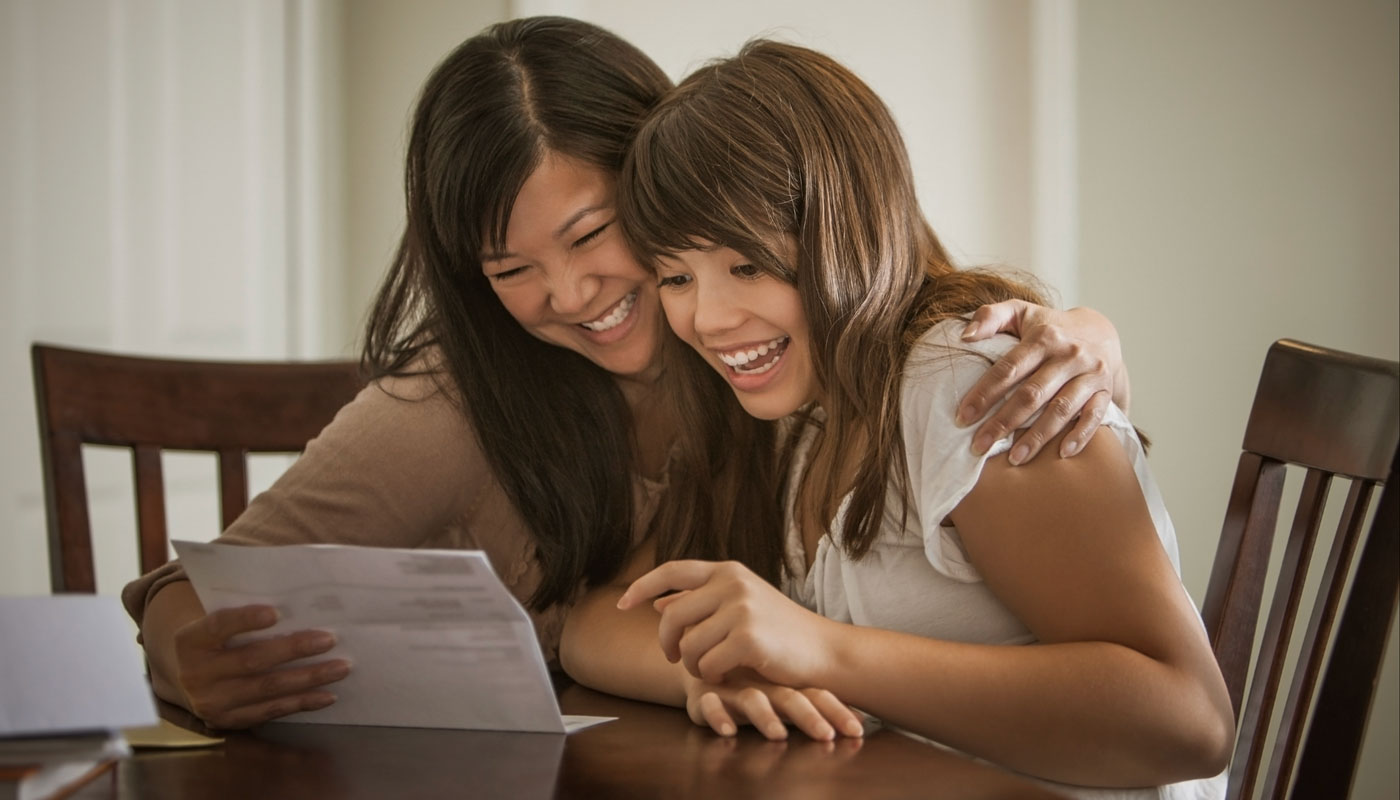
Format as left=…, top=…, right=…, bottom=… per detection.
left=736, top=397, right=794, bottom=421
left=596, top=343, right=659, bottom=378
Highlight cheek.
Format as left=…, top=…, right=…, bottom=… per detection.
left=657, top=294, right=695, bottom=341
left=596, top=238, right=650, bottom=280
left=489, top=285, right=539, bottom=327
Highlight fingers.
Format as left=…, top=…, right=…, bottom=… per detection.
left=692, top=685, right=862, bottom=742
left=186, top=604, right=280, bottom=648
left=219, top=657, right=351, bottom=712
left=999, top=369, right=1091, bottom=465
left=803, top=689, right=866, bottom=739
left=957, top=340, right=1047, bottom=431
left=174, top=608, right=351, bottom=729
left=186, top=656, right=351, bottom=729
left=959, top=300, right=1029, bottom=342
left=654, top=588, right=725, bottom=663
left=617, top=560, right=716, bottom=609
left=650, top=589, right=689, bottom=614
left=732, top=687, right=789, bottom=741
left=765, top=687, right=835, bottom=741
left=1060, top=390, right=1110, bottom=458
left=197, top=629, right=340, bottom=681
left=202, top=684, right=340, bottom=730
left=697, top=691, right=738, bottom=737
left=965, top=346, right=1113, bottom=456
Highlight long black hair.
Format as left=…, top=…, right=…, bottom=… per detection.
left=362, top=17, right=673, bottom=610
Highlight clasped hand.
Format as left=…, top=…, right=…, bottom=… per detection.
left=619, top=560, right=862, bottom=741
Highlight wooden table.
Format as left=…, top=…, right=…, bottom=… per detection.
left=74, top=685, right=1068, bottom=799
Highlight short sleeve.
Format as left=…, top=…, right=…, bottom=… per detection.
left=899, top=323, right=1021, bottom=583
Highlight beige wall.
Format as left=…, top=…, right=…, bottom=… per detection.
left=340, top=0, right=509, bottom=352
left=1078, top=0, right=1398, bottom=795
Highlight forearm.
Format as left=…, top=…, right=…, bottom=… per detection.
left=559, top=585, right=688, bottom=707
left=819, top=625, right=1228, bottom=787
left=139, top=580, right=205, bottom=708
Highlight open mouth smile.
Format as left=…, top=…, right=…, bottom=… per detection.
left=579, top=291, right=637, bottom=332
left=717, top=336, right=789, bottom=375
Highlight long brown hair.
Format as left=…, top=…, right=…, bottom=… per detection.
left=362, top=17, right=673, bottom=609
left=620, top=40, right=1044, bottom=564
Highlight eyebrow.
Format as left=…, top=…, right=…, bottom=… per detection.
left=480, top=204, right=610, bottom=263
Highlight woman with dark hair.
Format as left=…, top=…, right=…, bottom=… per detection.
left=614, top=41, right=1231, bottom=796
left=122, top=17, right=1131, bottom=731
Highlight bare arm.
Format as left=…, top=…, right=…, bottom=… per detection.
left=817, top=431, right=1229, bottom=785
left=559, top=540, right=687, bottom=706
left=623, top=431, right=1231, bottom=786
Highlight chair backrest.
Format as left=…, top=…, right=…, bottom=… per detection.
left=1201, top=338, right=1399, bottom=800
left=31, top=343, right=365, bottom=594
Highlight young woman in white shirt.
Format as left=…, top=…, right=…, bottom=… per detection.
left=609, top=40, right=1233, bottom=797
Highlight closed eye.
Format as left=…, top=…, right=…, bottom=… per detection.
left=488, top=265, right=529, bottom=282
left=573, top=221, right=612, bottom=248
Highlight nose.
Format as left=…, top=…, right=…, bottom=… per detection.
left=546, top=258, right=603, bottom=317
left=691, top=276, right=746, bottom=338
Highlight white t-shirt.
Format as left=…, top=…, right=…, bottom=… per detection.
left=780, top=321, right=1226, bottom=800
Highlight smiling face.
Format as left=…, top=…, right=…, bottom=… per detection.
left=481, top=152, right=663, bottom=380
left=655, top=243, right=816, bottom=420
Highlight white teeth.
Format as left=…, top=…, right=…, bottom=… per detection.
left=718, top=337, right=788, bottom=370
left=580, top=291, right=637, bottom=332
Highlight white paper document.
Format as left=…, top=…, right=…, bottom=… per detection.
left=172, top=541, right=613, bottom=734
left=0, top=595, right=158, bottom=736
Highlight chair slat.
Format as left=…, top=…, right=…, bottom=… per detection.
left=1227, top=468, right=1330, bottom=799
left=1263, top=479, right=1373, bottom=800
left=218, top=448, right=249, bottom=529
left=1289, top=468, right=1399, bottom=799
left=45, top=433, right=95, bottom=593
left=132, top=445, right=170, bottom=575
left=1203, top=452, right=1285, bottom=720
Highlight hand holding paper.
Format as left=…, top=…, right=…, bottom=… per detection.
left=173, top=542, right=611, bottom=734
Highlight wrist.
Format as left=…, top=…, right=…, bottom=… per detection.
left=807, top=613, right=853, bottom=691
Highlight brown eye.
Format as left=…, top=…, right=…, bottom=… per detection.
left=733, top=263, right=761, bottom=279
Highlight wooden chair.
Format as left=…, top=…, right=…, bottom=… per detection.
left=31, top=343, right=365, bottom=594
left=1201, top=338, right=1399, bottom=799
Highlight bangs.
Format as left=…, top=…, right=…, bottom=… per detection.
left=474, top=138, right=543, bottom=259
left=619, top=87, right=799, bottom=281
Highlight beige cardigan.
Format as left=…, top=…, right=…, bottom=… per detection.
left=121, top=365, right=663, bottom=666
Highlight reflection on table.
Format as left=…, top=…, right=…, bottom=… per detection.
left=71, top=683, right=1068, bottom=799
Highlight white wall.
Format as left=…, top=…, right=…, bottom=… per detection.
left=1, top=0, right=340, bottom=599
left=341, top=0, right=509, bottom=348
left=1077, top=1, right=1397, bottom=795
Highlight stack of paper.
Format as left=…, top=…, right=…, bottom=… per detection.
left=0, top=595, right=159, bottom=800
